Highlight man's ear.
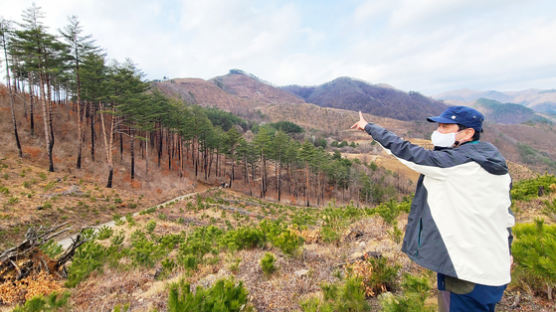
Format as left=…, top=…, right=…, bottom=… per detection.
left=464, top=128, right=475, bottom=141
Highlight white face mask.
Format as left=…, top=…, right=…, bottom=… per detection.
left=431, top=130, right=456, bottom=147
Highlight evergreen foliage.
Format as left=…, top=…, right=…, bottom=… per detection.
left=300, top=277, right=370, bottom=312
left=512, top=219, right=556, bottom=299
left=12, top=292, right=70, bottom=312
left=168, top=278, right=252, bottom=312
left=379, top=273, right=434, bottom=312
left=260, top=252, right=277, bottom=275
left=268, top=121, right=303, bottom=134
left=511, top=174, right=556, bottom=201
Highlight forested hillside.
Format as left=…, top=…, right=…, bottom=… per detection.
left=281, top=77, right=448, bottom=121
left=474, top=98, right=550, bottom=124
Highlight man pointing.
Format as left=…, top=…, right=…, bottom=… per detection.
left=352, top=106, right=514, bottom=312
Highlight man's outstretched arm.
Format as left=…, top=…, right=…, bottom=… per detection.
left=352, top=111, right=468, bottom=178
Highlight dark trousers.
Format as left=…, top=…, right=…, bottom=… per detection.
left=437, top=273, right=506, bottom=312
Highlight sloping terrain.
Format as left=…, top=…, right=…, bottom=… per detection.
left=437, top=88, right=556, bottom=115
left=211, top=69, right=305, bottom=106
left=282, top=77, right=448, bottom=121
left=475, top=98, right=548, bottom=124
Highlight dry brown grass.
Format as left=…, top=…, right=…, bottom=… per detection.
left=0, top=271, right=63, bottom=305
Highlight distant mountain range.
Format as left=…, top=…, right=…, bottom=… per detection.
left=281, top=77, right=448, bottom=121
left=474, top=98, right=550, bottom=124
left=436, top=89, right=556, bottom=116
left=155, top=70, right=447, bottom=122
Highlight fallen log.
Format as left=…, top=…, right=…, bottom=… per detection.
left=0, top=223, right=87, bottom=283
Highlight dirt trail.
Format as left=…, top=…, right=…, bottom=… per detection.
left=58, top=189, right=215, bottom=249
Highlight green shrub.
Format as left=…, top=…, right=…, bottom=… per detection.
left=113, top=214, right=124, bottom=226
left=260, top=252, right=276, bottom=275
left=290, top=211, right=316, bottom=229
left=12, top=292, right=70, bottom=312
left=512, top=219, right=556, bottom=299
left=0, top=185, right=9, bottom=195
left=543, top=198, right=556, bottom=221
left=146, top=220, right=157, bottom=234
left=511, top=174, right=556, bottom=201
left=369, top=257, right=400, bottom=293
left=158, top=233, right=184, bottom=250
left=43, top=181, right=56, bottom=191
left=66, top=240, right=107, bottom=287
left=320, top=202, right=369, bottom=243
left=373, top=198, right=411, bottom=225
left=228, top=258, right=241, bottom=273
left=157, top=212, right=168, bottom=221
left=270, top=230, right=303, bottom=255
left=300, top=277, right=369, bottom=312
left=379, top=273, right=434, bottom=312
left=6, top=196, right=19, bottom=206
left=97, top=226, right=114, bottom=240
left=129, top=230, right=163, bottom=267
left=321, top=226, right=340, bottom=243
left=125, top=214, right=135, bottom=226
left=40, top=239, right=63, bottom=258
left=221, top=226, right=265, bottom=251
left=259, top=220, right=303, bottom=254
left=140, top=206, right=157, bottom=215
left=112, top=304, right=130, bottom=312
left=348, top=256, right=400, bottom=297
left=168, top=278, right=252, bottom=312
left=111, top=231, right=125, bottom=246
left=157, top=257, right=176, bottom=279
left=401, top=273, right=431, bottom=296
left=380, top=292, right=434, bottom=312
left=42, top=201, right=52, bottom=209
left=177, top=226, right=223, bottom=270
left=389, top=221, right=403, bottom=244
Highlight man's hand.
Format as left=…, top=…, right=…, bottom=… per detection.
left=351, top=111, right=368, bottom=131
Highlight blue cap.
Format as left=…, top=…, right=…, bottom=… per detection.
left=427, top=106, right=484, bottom=132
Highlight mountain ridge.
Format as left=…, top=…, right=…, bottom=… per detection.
left=436, top=88, right=556, bottom=116
left=281, top=76, right=448, bottom=121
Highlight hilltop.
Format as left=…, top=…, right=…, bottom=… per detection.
left=281, top=77, right=448, bottom=121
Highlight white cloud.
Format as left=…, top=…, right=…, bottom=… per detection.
left=1, top=0, right=556, bottom=94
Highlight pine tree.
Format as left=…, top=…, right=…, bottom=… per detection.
left=109, top=60, right=149, bottom=180
left=60, top=15, right=98, bottom=168
left=16, top=4, right=59, bottom=171
left=254, top=126, right=273, bottom=198
left=0, top=19, right=23, bottom=157
left=224, top=127, right=241, bottom=187
left=284, top=139, right=300, bottom=198
left=299, top=140, right=315, bottom=206
left=271, top=130, right=289, bottom=201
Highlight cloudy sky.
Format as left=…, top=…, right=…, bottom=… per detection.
left=2, top=0, right=556, bottom=95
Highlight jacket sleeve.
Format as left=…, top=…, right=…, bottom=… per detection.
left=364, top=123, right=469, bottom=179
